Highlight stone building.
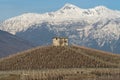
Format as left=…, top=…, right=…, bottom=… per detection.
left=52, top=37, right=68, bottom=46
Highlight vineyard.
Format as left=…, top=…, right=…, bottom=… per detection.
left=0, top=46, right=120, bottom=70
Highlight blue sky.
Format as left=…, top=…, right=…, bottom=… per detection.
left=0, top=0, right=120, bottom=21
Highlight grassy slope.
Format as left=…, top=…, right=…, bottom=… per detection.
left=0, top=46, right=120, bottom=70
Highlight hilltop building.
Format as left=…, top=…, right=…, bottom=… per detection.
left=52, top=37, right=68, bottom=46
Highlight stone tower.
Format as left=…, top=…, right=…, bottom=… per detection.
left=52, top=37, right=68, bottom=46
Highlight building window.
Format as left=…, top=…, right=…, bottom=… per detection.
left=64, top=40, right=67, bottom=43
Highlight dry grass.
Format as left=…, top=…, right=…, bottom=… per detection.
left=0, top=68, right=120, bottom=80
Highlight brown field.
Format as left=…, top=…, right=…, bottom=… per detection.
left=0, top=46, right=120, bottom=80
left=0, top=68, right=120, bottom=80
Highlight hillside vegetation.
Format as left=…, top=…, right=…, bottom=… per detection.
left=0, top=46, right=120, bottom=70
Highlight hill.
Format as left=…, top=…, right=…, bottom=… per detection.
left=0, top=30, right=34, bottom=58
left=0, top=3, right=120, bottom=54
left=0, top=46, right=120, bottom=70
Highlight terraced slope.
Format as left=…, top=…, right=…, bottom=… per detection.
left=0, top=46, right=119, bottom=70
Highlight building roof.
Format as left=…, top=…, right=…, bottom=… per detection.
left=53, top=37, right=68, bottom=39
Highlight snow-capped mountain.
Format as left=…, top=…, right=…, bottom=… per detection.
left=0, top=3, right=120, bottom=53
left=0, top=30, right=34, bottom=58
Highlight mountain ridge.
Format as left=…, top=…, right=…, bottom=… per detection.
left=0, top=30, right=34, bottom=58
left=0, top=4, right=120, bottom=35
left=0, top=3, right=120, bottom=54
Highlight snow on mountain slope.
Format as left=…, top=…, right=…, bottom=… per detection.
left=0, top=3, right=120, bottom=54
left=0, top=30, right=34, bottom=58
left=1, top=4, right=120, bottom=34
